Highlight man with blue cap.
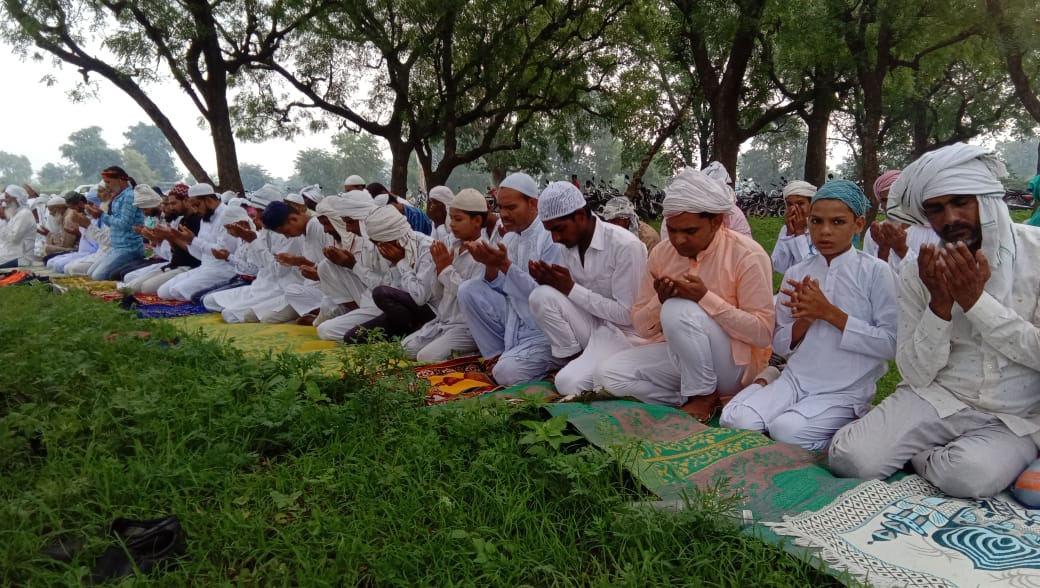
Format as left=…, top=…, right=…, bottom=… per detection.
left=721, top=180, right=898, bottom=451
left=457, top=172, right=564, bottom=386
left=529, top=181, right=647, bottom=398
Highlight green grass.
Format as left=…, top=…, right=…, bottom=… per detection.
left=0, top=285, right=845, bottom=586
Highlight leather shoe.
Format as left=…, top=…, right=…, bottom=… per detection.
left=88, top=515, right=186, bottom=584
left=680, top=392, right=721, bottom=423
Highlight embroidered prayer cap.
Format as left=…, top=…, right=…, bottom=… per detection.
left=47, top=195, right=67, bottom=207
left=188, top=183, right=216, bottom=198
left=598, top=196, right=636, bottom=220
left=872, top=170, right=901, bottom=198
left=3, top=184, right=29, bottom=206
left=221, top=205, right=251, bottom=226
left=661, top=167, right=735, bottom=217
left=450, top=188, right=488, bottom=213
left=133, top=184, right=163, bottom=208
left=782, top=180, right=817, bottom=199
left=429, top=186, right=455, bottom=206
left=364, top=205, right=412, bottom=242
left=344, top=174, right=365, bottom=187
left=538, top=181, right=586, bottom=220
left=261, top=200, right=291, bottom=230
left=169, top=184, right=190, bottom=199
left=701, top=161, right=733, bottom=185
left=812, top=179, right=869, bottom=218
left=500, top=172, right=539, bottom=199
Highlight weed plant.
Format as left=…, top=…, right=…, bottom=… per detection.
left=0, top=285, right=845, bottom=585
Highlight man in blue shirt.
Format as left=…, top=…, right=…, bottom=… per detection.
left=85, top=166, right=145, bottom=280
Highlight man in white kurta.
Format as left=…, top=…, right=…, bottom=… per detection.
left=457, top=173, right=564, bottom=386
left=770, top=180, right=817, bottom=275
left=0, top=185, right=37, bottom=268
left=528, top=182, right=647, bottom=397
left=721, top=180, right=898, bottom=451
left=157, top=184, right=238, bottom=301
left=427, top=186, right=455, bottom=246
left=401, top=188, right=488, bottom=362
left=829, top=143, right=1040, bottom=498
left=862, top=170, right=942, bottom=274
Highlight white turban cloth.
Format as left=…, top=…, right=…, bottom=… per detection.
left=220, top=205, right=251, bottom=226
left=538, top=181, right=586, bottom=221
left=248, top=183, right=285, bottom=209
left=340, top=190, right=377, bottom=222
left=133, top=184, right=163, bottom=208
left=701, top=161, right=733, bottom=185
left=782, top=180, right=817, bottom=199
left=4, top=184, right=29, bottom=207
left=47, top=195, right=67, bottom=207
left=889, top=142, right=1014, bottom=305
left=301, top=184, right=324, bottom=203
left=661, top=167, right=735, bottom=217
left=363, top=205, right=419, bottom=270
left=598, top=196, right=640, bottom=237
left=372, top=193, right=390, bottom=207
left=429, top=186, right=454, bottom=206
left=315, top=196, right=359, bottom=251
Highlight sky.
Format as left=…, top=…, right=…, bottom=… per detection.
left=0, top=50, right=330, bottom=180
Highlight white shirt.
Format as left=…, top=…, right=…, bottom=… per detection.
left=430, top=239, right=485, bottom=327
left=559, top=219, right=647, bottom=331
left=862, top=224, right=942, bottom=274
left=488, top=220, right=562, bottom=347
left=187, top=204, right=238, bottom=268
left=354, top=231, right=438, bottom=307
left=0, top=207, right=36, bottom=265
left=775, top=248, right=898, bottom=413
left=771, top=225, right=813, bottom=275
left=897, top=224, right=1040, bottom=441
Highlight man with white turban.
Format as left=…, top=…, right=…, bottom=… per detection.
left=61, top=185, right=113, bottom=276
left=598, top=167, right=775, bottom=421
left=829, top=143, right=1040, bottom=498
left=157, top=183, right=239, bottom=301
left=427, top=185, right=455, bottom=245
left=771, top=180, right=817, bottom=274
left=862, top=169, right=942, bottom=273
left=598, top=196, right=661, bottom=252
left=0, top=184, right=37, bottom=268
left=40, top=195, right=78, bottom=259
left=336, top=205, right=438, bottom=343
left=300, top=184, right=324, bottom=210
left=457, top=172, right=565, bottom=386
left=401, top=188, right=490, bottom=361
left=529, top=182, right=648, bottom=398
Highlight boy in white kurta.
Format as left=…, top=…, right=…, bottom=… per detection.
left=528, top=182, right=647, bottom=397
left=721, top=180, right=898, bottom=451
left=401, top=188, right=488, bottom=362
left=770, top=180, right=817, bottom=275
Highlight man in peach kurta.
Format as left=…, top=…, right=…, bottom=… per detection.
left=598, top=167, right=775, bottom=422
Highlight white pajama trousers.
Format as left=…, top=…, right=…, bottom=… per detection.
left=158, top=265, right=236, bottom=301
left=599, top=298, right=745, bottom=406
left=401, top=323, right=477, bottom=363
left=719, top=372, right=861, bottom=451
left=529, top=285, right=637, bottom=397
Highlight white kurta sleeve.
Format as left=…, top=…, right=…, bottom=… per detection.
left=390, top=246, right=436, bottom=306
left=895, top=263, right=953, bottom=389
left=964, top=292, right=1040, bottom=371
left=837, top=264, right=898, bottom=360
left=567, top=238, right=646, bottom=327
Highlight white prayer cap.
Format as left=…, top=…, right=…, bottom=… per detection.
left=340, top=189, right=378, bottom=220
left=227, top=197, right=248, bottom=209
left=661, top=167, right=735, bottom=217
left=500, top=172, right=539, bottom=198
left=889, top=143, right=1006, bottom=225
left=221, top=205, right=251, bottom=226
left=220, top=190, right=238, bottom=204
left=701, top=161, right=733, bottom=185
left=450, top=188, right=488, bottom=213
left=373, top=193, right=390, bottom=207
left=782, top=180, right=817, bottom=199
left=364, top=205, right=411, bottom=242
left=133, top=184, right=163, bottom=208
left=246, top=183, right=284, bottom=209
left=300, top=184, right=324, bottom=203
left=47, top=195, right=67, bottom=207
left=429, top=186, right=454, bottom=205
left=4, top=184, right=28, bottom=206
left=188, top=183, right=216, bottom=198
left=285, top=192, right=306, bottom=205
left=538, top=181, right=586, bottom=220
left=344, top=174, right=365, bottom=187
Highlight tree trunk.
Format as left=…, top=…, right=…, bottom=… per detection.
left=802, top=108, right=831, bottom=186
left=710, top=101, right=741, bottom=181
left=388, top=142, right=413, bottom=196
left=209, top=110, right=242, bottom=192
left=626, top=94, right=693, bottom=197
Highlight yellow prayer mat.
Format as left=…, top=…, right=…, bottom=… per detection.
left=171, top=313, right=347, bottom=375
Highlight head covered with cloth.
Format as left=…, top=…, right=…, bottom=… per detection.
left=661, top=167, right=735, bottom=258
left=364, top=205, right=421, bottom=268
left=598, top=196, right=641, bottom=236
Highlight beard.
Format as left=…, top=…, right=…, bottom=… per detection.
left=4, top=203, right=19, bottom=219
left=939, top=222, right=982, bottom=250
left=202, top=205, right=217, bottom=222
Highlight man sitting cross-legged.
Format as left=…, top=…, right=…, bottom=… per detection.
left=456, top=173, right=564, bottom=386
left=829, top=143, right=1040, bottom=498
left=598, top=167, right=775, bottom=422
left=720, top=180, right=898, bottom=451
left=401, top=188, right=489, bottom=362
left=529, top=182, right=647, bottom=398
